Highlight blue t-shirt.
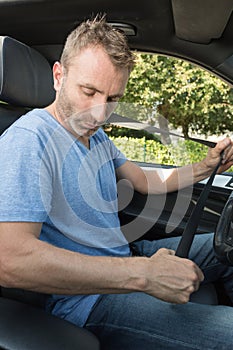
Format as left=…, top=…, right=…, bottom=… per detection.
left=0, top=108, right=130, bottom=326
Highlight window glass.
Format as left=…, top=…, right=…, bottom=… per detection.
left=104, top=53, right=233, bottom=169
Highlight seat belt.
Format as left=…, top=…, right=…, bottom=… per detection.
left=175, top=152, right=223, bottom=258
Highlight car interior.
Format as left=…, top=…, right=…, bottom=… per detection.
left=0, top=0, right=233, bottom=349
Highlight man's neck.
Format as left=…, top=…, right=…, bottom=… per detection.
left=45, top=105, right=90, bottom=149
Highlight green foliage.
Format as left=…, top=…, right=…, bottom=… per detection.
left=104, top=125, right=160, bottom=141
left=107, top=54, right=233, bottom=170
left=121, top=53, right=233, bottom=138
left=110, top=136, right=208, bottom=166
left=111, top=136, right=233, bottom=173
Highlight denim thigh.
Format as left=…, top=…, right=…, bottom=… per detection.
left=85, top=291, right=233, bottom=350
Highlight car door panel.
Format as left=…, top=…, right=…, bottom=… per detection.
left=118, top=166, right=233, bottom=243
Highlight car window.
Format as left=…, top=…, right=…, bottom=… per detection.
left=104, top=52, right=233, bottom=169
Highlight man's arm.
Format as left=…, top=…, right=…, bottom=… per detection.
left=0, top=221, right=203, bottom=304
left=116, top=137, right=233, bottom=194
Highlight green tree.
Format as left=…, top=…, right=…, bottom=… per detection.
left=120, top=53, right=233, bottom=139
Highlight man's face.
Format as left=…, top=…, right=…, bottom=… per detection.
left=53, top=46, right=129, bottom=138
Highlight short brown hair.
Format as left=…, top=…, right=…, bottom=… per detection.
left=60, top=14, right=135, bottom=73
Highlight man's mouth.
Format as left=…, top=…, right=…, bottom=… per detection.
left=84, top=123, right=99, bottom=130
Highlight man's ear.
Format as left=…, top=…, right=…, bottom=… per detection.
left=53, top=61, right=64, bottom=91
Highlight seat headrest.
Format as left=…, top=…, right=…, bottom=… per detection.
left=0, top=36, right=55, bottom=107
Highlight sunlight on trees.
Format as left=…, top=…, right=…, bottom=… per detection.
left=121, top=53, right=233, bottom=139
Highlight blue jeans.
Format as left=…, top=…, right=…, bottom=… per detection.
left=84, top=233, right=233, bottom=349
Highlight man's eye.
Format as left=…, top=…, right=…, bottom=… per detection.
left=82, top=88, right=95, bottom=96
left=108, top=97, right=120, bottom=103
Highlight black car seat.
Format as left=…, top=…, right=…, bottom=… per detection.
left=0, top=35, right=100, bottom=350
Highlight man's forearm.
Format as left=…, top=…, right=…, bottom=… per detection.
left=145, top=160, right=212, bottom=194
left=0, top=222, right=204, bottom=304
left=0, top=234, right=148, bottom=295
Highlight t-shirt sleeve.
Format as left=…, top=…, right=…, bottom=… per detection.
left=104, top=134, right=127, bottom=169
left=112, top=146, right=127, bottom=169
left=0, top=127, right=52, bottom=222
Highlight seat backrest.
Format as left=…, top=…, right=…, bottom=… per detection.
left=0, top=35, right=55, bottom=134
left=0, top=35, right=55, bottom=307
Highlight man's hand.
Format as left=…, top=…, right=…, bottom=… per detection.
left=203, top=137, right=233, bottom=174
left=144, top=248, right=204, bottom=304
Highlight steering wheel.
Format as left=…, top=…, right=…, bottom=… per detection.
left=214, top=192, right=233, bottom=265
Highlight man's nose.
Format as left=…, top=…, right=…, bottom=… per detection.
left=91, top=103, right=109, bottom=125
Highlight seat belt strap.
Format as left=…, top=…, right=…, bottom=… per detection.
left=175, top=152, right=223, bottom=258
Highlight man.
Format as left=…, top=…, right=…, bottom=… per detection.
left=1, top=15, right=233, bottom=349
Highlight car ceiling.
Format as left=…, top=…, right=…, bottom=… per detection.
left=0, top=0, right=233, bottom=85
